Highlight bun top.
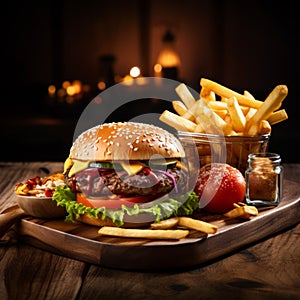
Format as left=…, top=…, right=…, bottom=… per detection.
left=70, top=122, right=185, bottom=161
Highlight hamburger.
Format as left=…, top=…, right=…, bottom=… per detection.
left=53, top=122, right=199, bottom=227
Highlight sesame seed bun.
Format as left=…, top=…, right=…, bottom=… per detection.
left=70, top=122, right=185, bottom=161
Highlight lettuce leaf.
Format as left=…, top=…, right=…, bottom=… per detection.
left=52, top=185, right=199, bottom=226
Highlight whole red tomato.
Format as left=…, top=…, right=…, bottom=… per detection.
left=194, top=163, right=246, bottom=213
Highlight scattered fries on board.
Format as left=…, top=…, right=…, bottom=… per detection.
left=98, top=217, right=219, bottom=240
left=224, top=202, right=258, bottom=220
left=98, top=227, right=190, bottom=240
left=160, top=78, right=288, bottom=136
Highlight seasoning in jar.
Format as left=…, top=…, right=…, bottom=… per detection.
left=245, top=153, right=283, bottom=206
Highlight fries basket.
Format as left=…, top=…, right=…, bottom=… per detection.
left=177, top=132, right=270, bottom=175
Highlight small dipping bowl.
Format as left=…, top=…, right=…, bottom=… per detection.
left=16, top=195, right=67, bottom=219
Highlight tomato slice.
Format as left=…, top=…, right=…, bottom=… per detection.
left=76, top=193, right=155, bottom=209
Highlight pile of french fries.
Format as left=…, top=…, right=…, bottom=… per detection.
left=160, top=78, right=288, bottom=136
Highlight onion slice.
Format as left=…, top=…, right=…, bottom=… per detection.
left=144, top=167, right=160, bottom=184
left=154, top=169, right=178, bottom=193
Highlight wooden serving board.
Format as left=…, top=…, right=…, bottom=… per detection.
left=14, top=179, right=300, bottom=271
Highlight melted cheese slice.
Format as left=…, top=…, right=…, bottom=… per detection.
left=64, top=158, right=183, bottom=178
left=120, top=161, right=145, bottom=175
left=63, top=157, right=73, bottom=174
left=67, top=159, right=90, bottom=177
left=176, top=160, right=187, bottom=172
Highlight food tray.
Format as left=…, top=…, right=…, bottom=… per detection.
left=14, top=179, right=300, bottom=271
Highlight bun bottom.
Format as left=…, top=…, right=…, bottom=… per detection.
left=77, top=212, right=155, bottom=228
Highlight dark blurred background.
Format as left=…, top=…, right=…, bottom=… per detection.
left=1, top=0, right=299, bottom=163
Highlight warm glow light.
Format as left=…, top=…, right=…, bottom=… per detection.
left=129, top=66, right=141, bottom=78
left=97, top=81, right=106, bottom=90
left=57, top=88, right=66, bottom=98
left=136, top=77, right=147, bottom=85
left=62, top=81, right=71, bottom=89
left=122, top=74, right=134, bottom=86
left=66, top=86, right=76, bottom=96
left=157, top=48, right=181, bottom=68
left=154, top=64, right=162, bottom=73
left=72, top=80, right=82, bottom=94
left=48, top=85, right=56, bottom=96
left=123, top=74, right=133, bottom=82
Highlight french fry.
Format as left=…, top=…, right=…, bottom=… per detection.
left=224, top=203, right=258, bottom=219
left=151, top=217, right=179, bottom=230
left=98, top=226, right=189, bottom=240
left=245, top=85, right=288, bottom=135
left=194, top=98, right=237, bottom=135
left=213, top=109, right=228, bottom=119
left=245, top=107, right=257, bottom=121
left=224, top=114, right=231, bottom=124
left=243, top=90, right=256, bottom=100
left=226, top=96, right=246, bottom=132
left=172, top=100, right=188, bottom=117
left=195, top=123, right=205, bottom=133
left=183, top=101, right=199, bottom=122
left=159, top=110, right=197, bottom=132
left=178, top=217, right=218, bottom=234
left=175, top=83, right=197, bottom=109
left=28, top=189, right=40, bottom=195
left=200, top=78, right=263, bottom=109
left=259, top=120, right=272, bottom=135
left=200, top=87, right=216, bottom=102
left=207, top=101, right=228, bottom=111
left=268, top=109, right=288, bottom=125
left=225, top=90, right=253, bottom=119
left=15, top=183, right=30, bottom=195
left=240, top=105, right=250, bottom=116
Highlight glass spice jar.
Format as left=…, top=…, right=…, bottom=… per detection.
left=245, top=153, right=283, bottom=206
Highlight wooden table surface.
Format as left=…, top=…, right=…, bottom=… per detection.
left=0, top=162, right=299, bottom=300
